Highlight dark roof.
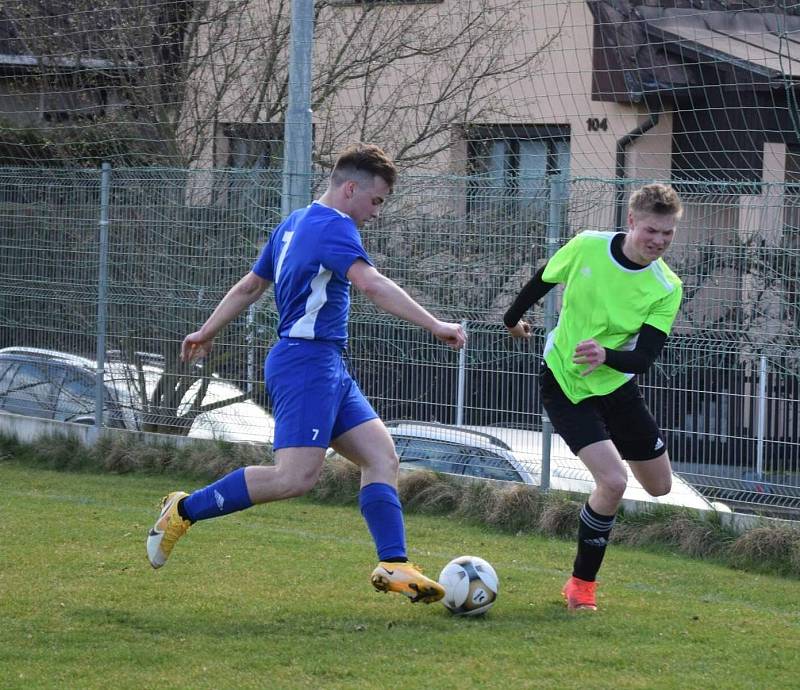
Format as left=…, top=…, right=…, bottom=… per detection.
left=588, top=0, right=800, bottom=103
left=641, top=6, right=800, bottom=79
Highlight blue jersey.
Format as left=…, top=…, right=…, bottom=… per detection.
left=252, top=202, right=372, bottom=346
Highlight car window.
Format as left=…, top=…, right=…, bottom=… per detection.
left=57, top=370, right=128, bottom=428
left=394, top=433, right=524, bottom=483
left=0, top=361, right=63, bottom=419
left=56, top=371, right=96, bottom=422
left=0, top=360, right=17, bottom=396
left=393, top=437, right=410, bottom=454
left=460, top=447, right=524, bottom=482
left=395, top=437, right=466, bottom=475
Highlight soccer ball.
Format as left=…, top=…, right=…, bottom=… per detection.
left=438, top=555, right=498, bottom=616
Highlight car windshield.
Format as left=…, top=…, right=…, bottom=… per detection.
left=57, top=371, right=95, bottom=417
left=463, top=449, right=525, bottom=482
left=395, top=435, right=523, bottom=483
left=0, top=360, right=63, bottom=418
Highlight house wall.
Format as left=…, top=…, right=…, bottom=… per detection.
left=188, top=1, right=640, bottom=180
left=739, top=141, right=789, bottom=340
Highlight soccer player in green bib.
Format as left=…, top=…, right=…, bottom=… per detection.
left=504, top=183, right=683, bottom=611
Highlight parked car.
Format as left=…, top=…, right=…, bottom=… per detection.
left=677, top=470, right=800, bottom=517
left=0, top=347, right=274, bottom=444
left=387, top=422, right=536, bottom=484
left=385, top=421, right=729, bottom=512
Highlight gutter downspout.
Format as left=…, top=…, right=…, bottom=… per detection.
left=615, top=112, right=660, bottom=230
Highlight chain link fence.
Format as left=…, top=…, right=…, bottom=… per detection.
left=0, top=167, right=798, bottom=517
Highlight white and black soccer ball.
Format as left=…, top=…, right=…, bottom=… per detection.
left=438, top=555, right=498, bottom=616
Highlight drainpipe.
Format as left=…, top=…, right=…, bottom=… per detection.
left=615, top=112, right=660, bottom=230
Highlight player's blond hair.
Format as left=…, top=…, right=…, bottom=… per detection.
left=629, top=183, right=683, bottom=219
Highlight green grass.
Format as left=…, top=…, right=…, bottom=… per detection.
left=4, top=432, right=800, bottom=577
left=2, top=459, right=799, bottom=690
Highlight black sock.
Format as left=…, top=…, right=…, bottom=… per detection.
left=177, top=497, right=192, bottom=522
left=572, top=502, right=616, bottom=582
left=382, top=557, right=408, bottom=563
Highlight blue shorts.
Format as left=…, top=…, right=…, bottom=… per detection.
left=265, top=338, right=378, bottom=450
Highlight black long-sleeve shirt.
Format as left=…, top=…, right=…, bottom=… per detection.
left=503, top=233, right=668, bottom=374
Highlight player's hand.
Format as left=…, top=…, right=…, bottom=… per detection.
left=573, top=339, right=606, bottom=376
left=506, top=320, right=532, bottom=340
left=181, top=331, right=214, bottom=363
left=432, top=321, right=467, bottom=350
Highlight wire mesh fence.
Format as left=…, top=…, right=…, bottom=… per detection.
left=2, top=0, right=800, bottom=521
left=0, top=167, right=798, bottom=517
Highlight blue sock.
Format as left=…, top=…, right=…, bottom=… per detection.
left=359, top=482, right=407, bottom=561
left=181, top=467, right=253, bottom=522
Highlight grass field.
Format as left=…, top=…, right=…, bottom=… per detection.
left=2, top=459, right=799, bottom=690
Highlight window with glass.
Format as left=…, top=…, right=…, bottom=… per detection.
left=396, top=437, right=466, bottom=475
left=56, top=370, right=97, bottom=423
left=395, top=435, right=524, bottom=482
left=222, top=122, right=284, bottom=221
left=460, top=448, right=524, bottom=483
left=0, top=361, right=63, bottom=419
left=0, top=361, right=17, bottom=397
left=467, top=124, right=570, bottom=218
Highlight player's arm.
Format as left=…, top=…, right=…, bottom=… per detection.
left=572, top=324, right=668, bottom=376
left=503, top=263, right=558, bottom=339
left=347, top=259, right=465, bottom=350
left=182, top=271, right=272, bottom=362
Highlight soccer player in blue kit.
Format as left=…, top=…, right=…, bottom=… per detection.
left=147, top=143, right=466, bottom=604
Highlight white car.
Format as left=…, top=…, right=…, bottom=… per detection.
left=386, top=421, right=729, bottom=512
left=0, top=347, right=274, bottom=444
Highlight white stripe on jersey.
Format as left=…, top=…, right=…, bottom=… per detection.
left=274, top=230, right=294, bottom=283
left=288, top=265, right=333, bottom=338
left=649, top=260, right=676, bottom=292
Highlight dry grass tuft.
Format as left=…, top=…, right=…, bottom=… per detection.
left=29, top=434, right=89, bottom=471
left=398, top=467, right=441, bottom=502
left=538, top=495, right=581, bottom=538
left=485, top=484, right=545, bottom=534
left=97, top=436, right=173, bottom=474
left=613, top=508, right=732, bottom=559
left=453, top=478, right=500, bottom=523
left=309, top=455, right=360, bottom=503
left=182, top=441, right=266, bottom=479
left=399, top=470, right=462, bottom=514
left=730, top=525, right=800, bottom=576
left=93, top=435, right=267, bottom=479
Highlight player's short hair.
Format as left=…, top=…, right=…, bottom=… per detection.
left=629, top=183, right=683, bottom=219
left=331, top=143, right=397, bottom=192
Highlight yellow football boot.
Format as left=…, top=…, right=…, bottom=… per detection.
left=147, top=491, right=191, bottom=569
left=370, top=561, right=445, bottom=603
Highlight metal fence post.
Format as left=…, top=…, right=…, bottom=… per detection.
left=246, top=304, right=256, bottom=395
left=94, top=162, right=111, bottom=435
left=756, top=354, right=767, bottom=478
left=282, top=0, right=314, bottom=216
left=540, top=173, right=567, bottom=489
left=455, top=320, right=468, bottom=426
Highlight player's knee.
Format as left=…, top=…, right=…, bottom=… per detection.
left=600, top=474, right=627, bottom=502
left=387, top=449, right=400, bottom=473
left=645, top=476, right=672, bottom=497
left=299, top=466, right=325, bottom=495
left=281, top=465, right=323, bottom=498
left=370, top=449, right=399, bottom=474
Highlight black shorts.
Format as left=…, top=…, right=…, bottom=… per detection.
left=539, top=364, right=666, bottom=461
